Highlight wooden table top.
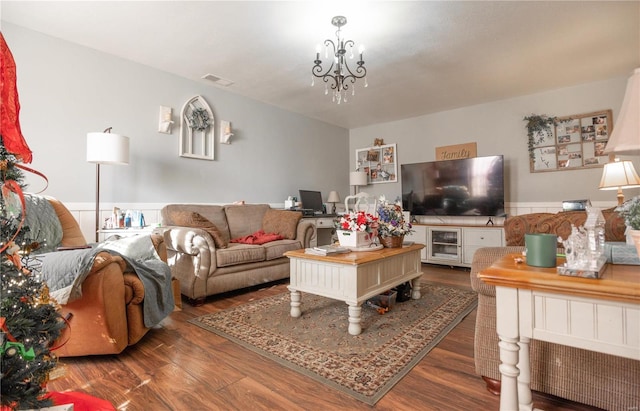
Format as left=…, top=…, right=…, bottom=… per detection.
left=285, top=243, right=424, bottom=266
left=479, top=253, right=640, bottom=304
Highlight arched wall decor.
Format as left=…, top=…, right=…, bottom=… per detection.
left=180, top=95, right=215, bottom=160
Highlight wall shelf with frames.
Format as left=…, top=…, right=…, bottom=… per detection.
left=355, top=143, right=397, bottom=184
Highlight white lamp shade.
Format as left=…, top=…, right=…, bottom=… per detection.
left=86, top=132, right=130, bottom=165
left=604, top=67, right=640, bottom=155
left=350, top=171, right=368, bottom=186
left=599, top=159, right=640, bottom=190
left=327, top=190, right=340, bottom=203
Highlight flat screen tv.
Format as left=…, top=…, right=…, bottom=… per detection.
left=401, top=155, right=505, bottom=217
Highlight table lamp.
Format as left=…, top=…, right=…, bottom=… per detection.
left=598, top=158, right=640, bottom=205
left=350, top=171, right=368, bottom=195
left=87, top=128, right=130, bottom=242
left=327, top=191, right=340, bottom=214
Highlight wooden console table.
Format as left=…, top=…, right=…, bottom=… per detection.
left=284, top=244, right=424, bottom=335
left=479, top=254, right=639, bottom=411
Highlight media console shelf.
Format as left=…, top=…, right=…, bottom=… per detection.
left=406, top=224, right=504, bottom=267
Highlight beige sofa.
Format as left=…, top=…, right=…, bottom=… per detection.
left=470, top=209, right=639, bottom=410
left=161, top=203, right=314, bottom=303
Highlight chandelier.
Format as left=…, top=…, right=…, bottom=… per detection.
left=312, top=16, right=367, bottom=104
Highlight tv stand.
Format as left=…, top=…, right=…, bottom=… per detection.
left=404, top=223, right=504, bottom=267
left=486, top=217, right=494, bottom=226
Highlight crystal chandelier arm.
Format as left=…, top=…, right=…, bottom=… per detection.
left=342, top=62, right=367, bottom=83
left=312, top=39, right=341, bottom=90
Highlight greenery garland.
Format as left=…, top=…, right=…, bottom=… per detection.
left=187, top=107, right=212, bottom=131
left=523, top=114, right=572, bottom=162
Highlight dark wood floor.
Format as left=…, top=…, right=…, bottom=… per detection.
left=48, top=265, right=602, bottom=410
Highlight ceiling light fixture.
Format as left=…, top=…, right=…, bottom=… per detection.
left=312, top=16, right=367, bottom=104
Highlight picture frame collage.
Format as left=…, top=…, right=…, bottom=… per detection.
left=355, top=143, right=397, bottom=184
left=531, top=109, right=613, bottom=172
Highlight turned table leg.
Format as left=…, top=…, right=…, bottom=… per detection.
left=347, top=303, right=362, bottom=335
left=495, top=286, right=535, bottom=411
left=289, top=288, right=301, bottom=318
left=411, top=277, right=421, bottom=299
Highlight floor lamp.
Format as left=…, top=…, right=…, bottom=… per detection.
left=86, top=128, right=130, bottom=242
left=350, top=171, right=368, bottom=195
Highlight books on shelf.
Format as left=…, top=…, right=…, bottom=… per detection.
left=305, top=245, right=351, bottom=256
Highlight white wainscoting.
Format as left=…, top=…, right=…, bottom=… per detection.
left=63, top=201, right=619, bottom=245
left=64, top=201, right=286, bottom=243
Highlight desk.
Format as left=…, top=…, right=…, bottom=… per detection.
left=303, top=215, right=337, bottom=247
left=284, top=244, right=424, bottom=335
left=479, top=254, right=640, bottom=411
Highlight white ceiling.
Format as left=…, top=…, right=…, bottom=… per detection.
left=2, top=1, right=639, bottom=129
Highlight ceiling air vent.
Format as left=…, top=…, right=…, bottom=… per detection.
left=201, top=73, right=234, bottom=87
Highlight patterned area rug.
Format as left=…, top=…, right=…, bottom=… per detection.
left=189, top=283, right=477, bottom=405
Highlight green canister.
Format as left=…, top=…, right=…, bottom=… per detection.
left=525, top=233, right=558, bottom=268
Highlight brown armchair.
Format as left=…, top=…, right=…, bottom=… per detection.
left=27, top=195, right=178, bottom=357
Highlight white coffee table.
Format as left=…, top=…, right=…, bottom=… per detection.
left=284, top=244, right=424, bottom=335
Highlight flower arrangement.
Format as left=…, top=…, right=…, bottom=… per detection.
left=337, top=211, right=378, bottom=234
left=616, top=195, right=640, bottom=230
left=376, top=196, right=413, bottom=237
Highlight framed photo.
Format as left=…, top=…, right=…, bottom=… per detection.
left=530, top=109, right=613, bottom=173
left=356, top=143, right=397, bottom=184
left=366, top=150, right=380, bottom=162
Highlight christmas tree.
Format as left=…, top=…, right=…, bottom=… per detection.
left=0, top=138, right=66, bottom=409
left=1, top=33, right=67, bottom=410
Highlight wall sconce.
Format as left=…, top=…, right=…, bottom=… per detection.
left=158, top=106, right=174, bottom=134
left=220, top=120, right=233, bottom=144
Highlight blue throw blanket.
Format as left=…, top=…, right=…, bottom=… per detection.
left=40, top=235, right=174, bottom=328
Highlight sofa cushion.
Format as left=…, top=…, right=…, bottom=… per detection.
left=162, top=204, right=231, bottom=243
left=504, top=213, right=554, bottom=246
left=263, top=239, right=303, bottom=260
left=46, top=196, right=87, bottom=247
left=262, top=209, right=302, bottom=240
left=189, top=212, right=228, bottom=248
left=602, top=207, right=627, bottom=241
left=505, top=208, right=627, bottom=247
left=224, top=204, right=270, bottom=239
left=535, top=211, right=588, bottom=241
left=166, top=211, right=228, bottom=248
left=216, top=244, right=265, bottom=267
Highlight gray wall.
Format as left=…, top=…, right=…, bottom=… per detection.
left=350, top=78, right=640, bottom=205
left=4, top=23, right=350, bottom=205
left=5, top=22, right=638, bottom=212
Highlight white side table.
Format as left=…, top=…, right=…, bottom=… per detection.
left=479, top=254, right=640, bottom=411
